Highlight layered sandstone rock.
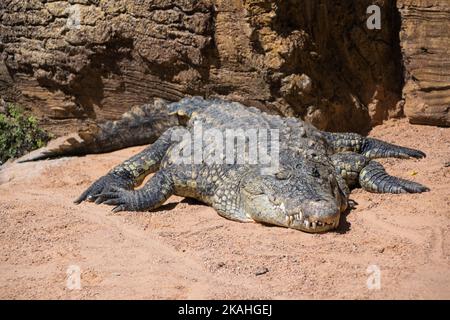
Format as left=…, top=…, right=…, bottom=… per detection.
left=398, top=0, right=450, bottom=127
left=1, top=0, right=443, bottom=137
left=0, top=0, right=216, bottom=136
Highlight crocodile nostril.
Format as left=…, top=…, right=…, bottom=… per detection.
left=301, top=199, right=340, bottom=223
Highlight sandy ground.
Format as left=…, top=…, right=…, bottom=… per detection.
left=0, top=118, right=449, bottom=299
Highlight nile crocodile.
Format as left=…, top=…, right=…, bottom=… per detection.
left=74, top=97, right=429, bottom=233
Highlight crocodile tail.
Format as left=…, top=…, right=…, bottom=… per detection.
left=17, top=98, right=179, bottom=162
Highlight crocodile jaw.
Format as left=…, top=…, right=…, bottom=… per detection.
left=284, top=211, right=341, bottom=233
left=278, top=202, right=340, bottom=232
left=243, top=192, right=342, bottom=233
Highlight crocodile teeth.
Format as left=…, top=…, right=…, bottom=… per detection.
left=311, top=222, right=317, bottom=229
left=286, top=215, right=293, bottom=225
left=304, top=220, right=310, bottom=228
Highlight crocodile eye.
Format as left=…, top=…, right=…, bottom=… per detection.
left=267, top=194, right=281, bottom=204
left=243, top=180, right=265, bottom=195
left=275, top=170, right=290, bottom=180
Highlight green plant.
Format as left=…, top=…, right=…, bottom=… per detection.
left=0, top=103, right=51, bottom=164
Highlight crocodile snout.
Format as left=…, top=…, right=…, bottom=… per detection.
left=286, top=199, right=341, bottom=232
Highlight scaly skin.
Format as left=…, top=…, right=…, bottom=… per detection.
left=75, top=97, right=429, bottom=233
left=18, top=98, right=177, bottom=162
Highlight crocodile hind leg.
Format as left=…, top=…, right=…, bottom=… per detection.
left=324, top=132, right=426, bottom=159
left=75, top=126, right=184, bottom=204
left=331, top=152, right=429, bottom=193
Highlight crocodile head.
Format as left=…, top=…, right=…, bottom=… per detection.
left=240, top=156, right=347, bottom=233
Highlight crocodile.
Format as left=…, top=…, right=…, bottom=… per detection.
left=73, top=97, right=429, bottom=233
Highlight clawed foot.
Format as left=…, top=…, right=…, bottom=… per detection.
left=76, top=170, right=171, bottom=213
left=392, top=178, right=430, bottom=194
left=74, top=173, right=132, bottom=204
left=362, top=138, right=426, bottom=160
left=360, top=161, right=430, bottom=194
left=92, top=187, right=135, bottom=213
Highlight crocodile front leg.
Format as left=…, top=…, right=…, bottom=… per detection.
left=75, top=126, right=183, bottom=204
left=359, top=161, right=429, bottom=193
left=331, top=152, right=429, bottom=193
left=94, top=170, right=175, bottom=212
left=331, top=153, right=369, bottom=189
left=324, top=132, right=426, bottom=159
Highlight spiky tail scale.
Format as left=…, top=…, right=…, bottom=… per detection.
left=17, top=99, right=178, bottom=162
left=167, top=96, right=223, bottom=117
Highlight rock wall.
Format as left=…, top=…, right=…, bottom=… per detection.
left=398, top=0, right=450, bottom=126
left=1, top=0, right=444, bottom=136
